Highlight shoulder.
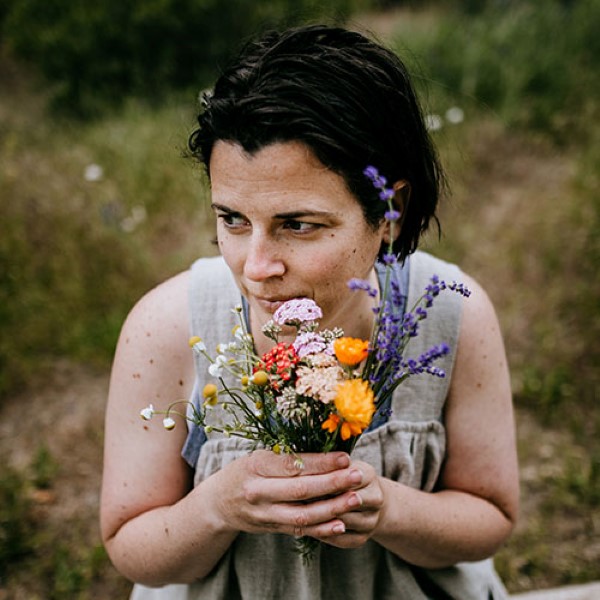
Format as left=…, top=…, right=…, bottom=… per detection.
left=121, top=270, right=191, bottom=345
left=130, top=269, right=190, bottom=320
left=409, top=250, right=461, bottom=280
left=110, top=269, right=194, bottom=411
left=439, top=269, right=519, bottom=521
left=446, top=267, right=512, bottom=424
left=101, top=269, right=197, bottom=542
left=454, top=270, right=503, bottom=356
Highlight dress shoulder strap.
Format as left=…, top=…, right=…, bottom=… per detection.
left=188, top=256, right=242, bottom=367
left=390, top=251, right=464, bottom=421
left=182, top=257, right=242, bottom=467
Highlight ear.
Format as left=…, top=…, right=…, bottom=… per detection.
left=382, top=180, right=411, bottom=244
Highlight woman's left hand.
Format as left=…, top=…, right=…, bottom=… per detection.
left=312, top=459, right=384, bottom=549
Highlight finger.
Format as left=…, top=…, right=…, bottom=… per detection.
left=313, top=530, right=371, bottom=548
left=250, top=450, right=350, bottom=478
left=338, top=509, right=380, bottom=533
left=243, top=467, right=364, bottom=504
left=243, top=500, right=346, bottom=537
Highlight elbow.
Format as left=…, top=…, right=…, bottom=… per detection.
left=103, top=532, right=214, bottom=587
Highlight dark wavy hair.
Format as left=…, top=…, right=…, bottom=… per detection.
left=188, top=24, right=444, bottom=260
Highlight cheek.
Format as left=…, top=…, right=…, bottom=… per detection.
left=216, top=234, right=243, bottom=273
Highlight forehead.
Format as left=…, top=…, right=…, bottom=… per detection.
left=211, top=140, right=322, bottom=179
left=209, top=140, right=362, bottom=213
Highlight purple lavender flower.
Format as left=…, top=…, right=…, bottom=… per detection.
left=425, top=275, right=471, bottom=299
left=401, top=343, right=450, bottom=376
left=273, top=298, right=323, bottom=326
left=354, top=166, right=473, bottom=406
left=347, top=278, right=378, bottom=298
left=363, top=166, right=394, bottom=192
left=401, top=312, right=419, bottom=338
left=415, top=306, right=427, bottom=320
left=447, top=281, right=471, bottom=297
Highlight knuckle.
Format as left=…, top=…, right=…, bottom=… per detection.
left=249, top=450, right=271, bottom=476
left=294, top=509, right=309, bottom=528
left=291, top=480, right=309, bottom=501
left=331, top=471, right=346, bottom=491
left=242, top=481, right=260, bottom=504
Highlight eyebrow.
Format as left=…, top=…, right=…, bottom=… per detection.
left=211, top=203, right=336, bottom=220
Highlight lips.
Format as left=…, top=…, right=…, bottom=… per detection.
left=253, top=295, right=308, bottom=313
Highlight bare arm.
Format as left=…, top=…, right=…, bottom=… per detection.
left=99, top=270, right=234, bottom=584
left=315, top=274, right=520, bottom=568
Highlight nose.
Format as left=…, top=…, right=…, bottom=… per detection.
left=243, top=233, right=286, bottom=282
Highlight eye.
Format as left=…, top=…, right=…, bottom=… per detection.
left=283, top=220, right=320, bottom=233
left=217, top=212, right=248, bottom=229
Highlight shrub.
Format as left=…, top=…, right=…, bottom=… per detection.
left=0, top=95, right=212, bottom=396
left=2, top=0, right=371, bottom=117
left=393, top=0, right=600, bottom=143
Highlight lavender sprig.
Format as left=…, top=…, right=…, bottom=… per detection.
left=353, top=165, right=471, bottom=406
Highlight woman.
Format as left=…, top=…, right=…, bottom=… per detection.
left=101, top=24, right=519, bottom=599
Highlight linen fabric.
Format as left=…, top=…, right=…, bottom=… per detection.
left=130, top=251, right=508, bottom=600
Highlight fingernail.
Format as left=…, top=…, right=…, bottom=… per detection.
left=349, top=469, right=363, bottom=485
left=332, top=523, right=346, bottom=534
left=336, top=454, right=350, bottom=468
left=348, top=493, right=362, bottom=508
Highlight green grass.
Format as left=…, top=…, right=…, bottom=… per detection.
left=0, top=449, right=130, bottom=597
left=0, top=81, right=216, bottom=397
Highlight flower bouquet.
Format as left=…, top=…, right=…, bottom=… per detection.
left=141, top=166, right=470, bottom=562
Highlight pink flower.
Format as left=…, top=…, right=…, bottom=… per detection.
left=273, top=298, right=323, bottom=326
left=293, top=332, right=332, bottom=358
left=295, top=365, right=344, bottom=404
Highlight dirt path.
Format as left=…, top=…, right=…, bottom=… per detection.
left=0, top=362, right=131, bottom=596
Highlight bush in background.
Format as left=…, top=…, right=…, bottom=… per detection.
left=388, top=0, right=599, bottom=429
left=393, top=0, right=600, bottom=144
left=0, top=93, right=216, bottom=397
left=2, top=0, right=371, bottom=117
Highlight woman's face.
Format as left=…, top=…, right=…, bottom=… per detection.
left=209, top=140, right=386, bottom=343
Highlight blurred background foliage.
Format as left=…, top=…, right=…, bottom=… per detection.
left=1, top=0, right=369, bottom=117
left=0, top=0, right=598, bottom=595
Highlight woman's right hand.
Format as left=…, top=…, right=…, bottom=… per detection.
left=205, top=449, right=365, bottom=539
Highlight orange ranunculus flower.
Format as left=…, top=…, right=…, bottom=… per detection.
left=333, top=337, right=369, bottom=366
left=333, top=379, right=375, bottom=440
left=321, top=413, right=340, bottom=434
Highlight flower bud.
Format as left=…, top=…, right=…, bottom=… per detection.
left=251, top=370, right=269, bottom=386
left=203, top=383, right=218, bottom=399
left=140, top=404, right=154, bottom=421
left=163, top=417, right=176, bottom=430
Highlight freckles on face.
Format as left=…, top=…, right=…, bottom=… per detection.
left=209, top=140, right=385, bottom=334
